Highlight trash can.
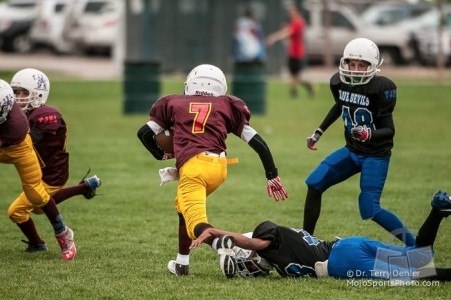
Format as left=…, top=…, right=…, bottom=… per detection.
left=123, top=60, right=161, bottom=114
left=231, top=62, right=266, bottom=115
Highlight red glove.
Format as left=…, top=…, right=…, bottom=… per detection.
left=351, top=126, right=372, bottom=142
left=306, top=128, right=323, bottom=151
left=267, top=176, right=288, bottom=201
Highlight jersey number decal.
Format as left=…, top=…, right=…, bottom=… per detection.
left=189, top=102, right=211, bottom=133
left=342, top=105, right=375, bottom=133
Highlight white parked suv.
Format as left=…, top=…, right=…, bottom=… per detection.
left=303, top=0, right=416, bottom=65
left=64, top=0, right=122, bottom=55
left=29, top=0, right=73, bottom=54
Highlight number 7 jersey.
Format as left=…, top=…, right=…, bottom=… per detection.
left=149, top=94, right=251, bottom=169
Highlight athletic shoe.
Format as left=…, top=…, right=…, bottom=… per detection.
left=212, top=235, right=235, bottom=255
left=431, top=190, right=451, bottom=217
left=22, top=240, right=48, bottom=252
left=80, top=175, right=101, bottom=200
left=219, top=253, right=236, bottom=279
left=56, top=226, right=76, bottom=260
left=214, top=235, right=236, bottom=278
left=167, top=260, right=189, bottom=276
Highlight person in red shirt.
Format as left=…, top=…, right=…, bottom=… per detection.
left=266, top=4, right=315, bottom=99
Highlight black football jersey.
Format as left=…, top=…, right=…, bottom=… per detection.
left=326, top=72, right=397, bottom=157
left=252, top=221, right=335, bottom=277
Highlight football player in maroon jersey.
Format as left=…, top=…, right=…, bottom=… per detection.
left=9, top=68, right=102, bottom=252
left=137, top=64, right=288, bottom=276
left=0, top=79, right=76, bottom=260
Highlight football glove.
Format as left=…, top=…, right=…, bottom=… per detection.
left=351, top=126, right=372, bottom=142
left=267, top=176, right=288, bottom=201
left=162, top=152, right=174, bottom=160
left=306, top=128, right=323, bottom=150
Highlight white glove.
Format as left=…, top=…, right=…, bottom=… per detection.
left=159, top=167, right=179, bottom=186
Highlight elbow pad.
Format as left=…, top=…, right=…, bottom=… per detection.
left=248, top=134, right=278, bottom=179
left=137, top=124, right=164, bottom=160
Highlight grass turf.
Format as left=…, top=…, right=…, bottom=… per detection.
left=0, top=72, right=450, bottom=299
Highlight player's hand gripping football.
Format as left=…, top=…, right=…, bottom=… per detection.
left=351, top=125, right=372, bottom=142
left=267, top=176, right=288, bottom=201
left=306, top=128, right=323, bottom=150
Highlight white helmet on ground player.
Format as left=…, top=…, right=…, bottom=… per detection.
left=184, top=64, right=227, bottom=96
left=339, top=38, right=383, bottom=85
left=232, top=232, right=272, bottom=278
left=10, top=68, right=50, bottom=112
left=0, top=79, right=15, bottom=124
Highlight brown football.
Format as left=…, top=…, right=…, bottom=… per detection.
left=154, top=129, right=174, bottom=154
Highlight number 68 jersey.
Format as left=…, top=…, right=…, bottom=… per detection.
left=149, top=94, right=251, bottom=170
left=329, top=72, right=397, bottom=157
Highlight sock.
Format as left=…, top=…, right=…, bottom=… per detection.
left=17, top=218, right=44, bottom=245
left=178, top=225, right=191, bottom=255
left=52, top=184, right=86, bottom=204
left=40, top=198, right=66, bottom=234
left=176, top=254, right=189, bottom=265
left=372, top=208, right=416, bottom=246
left=416, top=208, right=443, bottom=247
left=303, top=188, right=322, bottom=234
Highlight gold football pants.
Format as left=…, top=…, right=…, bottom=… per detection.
left=0, top=135, right=51, bottom=224
left=176, top=153, right=228, bottom=239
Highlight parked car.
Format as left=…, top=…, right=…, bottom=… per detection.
left=398, top=5, right=451, bottom=66
left=360, top=1, right=434, bottom=27
left=0, top=0, right=38, bottom=53
left=303, top=0, right=416, bottom=65
left=29, top=0, right=73, bottom=54
left=64, top=0, right=121, bottom=56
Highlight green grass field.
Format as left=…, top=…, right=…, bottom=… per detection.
left=0, top=71, right=450, bottom=299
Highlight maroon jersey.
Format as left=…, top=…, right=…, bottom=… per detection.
left=0, top=102, right=29, bottom=147
left=27, top=105, right=69, bottom=186
left=150, top=94, right=251, bottom=169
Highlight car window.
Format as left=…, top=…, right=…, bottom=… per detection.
left=84, top=1, right=108, bottom=13
left=55, top=3, right=65, bottom=13
left=321, top=11, right=353, bottom=29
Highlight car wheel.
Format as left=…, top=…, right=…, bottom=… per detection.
left=12, top=33, right=33, bottom=53
left=379, top=48, right=401, bottom=66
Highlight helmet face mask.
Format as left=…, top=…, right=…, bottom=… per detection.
left=339, top=38, right=383, bottom=85
left=0, top=79, right=15, bottom=125
left=184, top=64, right=227, bottom=96
left=232, top=232, right=272, bottom=278
left=10, top=68, right=50, bottom=112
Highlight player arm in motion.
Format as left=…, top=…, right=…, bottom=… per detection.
left=242, top=125, right=288, bottom=201
left=190, top=227, right=270, bottom=251
left=137, top=120, right=165, bottom=160
left=307, top=103, right=341, bottom=150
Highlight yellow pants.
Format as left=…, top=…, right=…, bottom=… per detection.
left=176, top=153, right=228, bottom=239
left=0, top=135, right=51, bottom=224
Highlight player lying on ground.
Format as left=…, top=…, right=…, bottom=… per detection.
left=191, top=191, right=451, bottom=281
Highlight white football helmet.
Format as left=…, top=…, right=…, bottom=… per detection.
left=10, top=68, right=50, bottom=112
left=339, top=38, right=383, bottom=85
left=232, top=232, right=272, bottom=278
left=184, top=64, right=227, bottom=96
left=0, top=79, right=15, bottom=125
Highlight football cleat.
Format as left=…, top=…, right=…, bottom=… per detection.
left=212, top=235, right=235, bottom=255
left=22, top=240, right=48, bottom=252
left=79, top=170, right=101, bottom=200
left=56, top=226, right=76, bottom=260
left=167, top=260, right=189, bottom=276
left=220, top=254, right=237, bottom=279
left=431, top=191, right=451, bottom=217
